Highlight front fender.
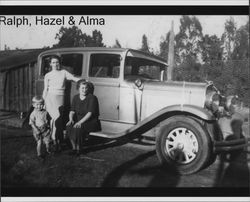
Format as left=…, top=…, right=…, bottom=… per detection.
left=90, top=104, right=215, bottom=139
left=154, top=104, right=215, bottom=121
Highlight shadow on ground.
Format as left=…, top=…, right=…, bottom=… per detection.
left=101, top=150, right=180, bottom=187
left=214, top=117, right=250, bottom=187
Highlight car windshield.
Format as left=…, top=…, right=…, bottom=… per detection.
left=124, top=56, right=165, bottom=81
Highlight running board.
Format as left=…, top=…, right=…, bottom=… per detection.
left=89, top=130, right=156, bottom=141
left=89, top=131, right=119, bottom=138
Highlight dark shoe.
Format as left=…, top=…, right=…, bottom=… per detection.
left=68, top=149, right=77, bottom=155
left=76, top=150, right=80, bottom=156
left=37, top=155, right=45, bottom=162
left=56, top=145, right=62, bottom=152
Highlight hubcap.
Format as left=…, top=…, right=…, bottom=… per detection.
left=165, top=127, right=199, bottom=164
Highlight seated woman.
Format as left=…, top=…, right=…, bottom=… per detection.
left=66, top=80, right=101, bottom=156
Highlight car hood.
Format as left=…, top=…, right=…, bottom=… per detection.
left=142, top=80, right=208, bottom=92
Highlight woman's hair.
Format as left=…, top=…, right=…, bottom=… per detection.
left=49, top=55, right=61, bottom=64
left=76, top=79, right=94, bottom=94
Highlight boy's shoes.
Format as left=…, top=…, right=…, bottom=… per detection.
left=37, top=155, right=45, bottom=162
left=76, top=150, right=80, bottom=157
left=56, top=145, right=62, bottom=153
left=68, top=149, right=77, bottom=155
left=68, top=150, right=80, bottom=156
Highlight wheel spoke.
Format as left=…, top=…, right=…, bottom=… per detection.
left=165, top=127, right=199, bottom=164
left=166, top=139, right=174, bottom=146
left=183, top=152, right=190, bottom=162
left=167, top=146, right=176, bottom=154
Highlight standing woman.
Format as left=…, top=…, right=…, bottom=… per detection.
left=42, top=55, right=80, bottom=151
left=66, top=80, right=101, bottom=156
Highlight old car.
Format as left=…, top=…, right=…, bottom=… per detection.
left=35, top=47, right=249, bottom=175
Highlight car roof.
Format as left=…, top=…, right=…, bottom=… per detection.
left=38, top=47, right=167, bottom=64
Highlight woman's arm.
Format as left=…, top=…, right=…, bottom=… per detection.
left=64, top=70, right=81, bottom=82
left=66, top=111, right=75, bottom=126
left=66, top=95, right=77, bottom=126
left=74, top=112, right=92, bottom=128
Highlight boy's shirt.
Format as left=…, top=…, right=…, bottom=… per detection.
left=29, top=109, right=49, bottom=127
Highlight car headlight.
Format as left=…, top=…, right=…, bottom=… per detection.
left=224, top=95, right=241, bottom=114
left=134, top=78, right=143, bottom=90
left=205, top=91, right=221, bottom=112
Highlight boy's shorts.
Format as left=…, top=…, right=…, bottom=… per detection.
left=33, top=125, right=51, bottom=144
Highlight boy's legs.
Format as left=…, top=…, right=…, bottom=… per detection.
left=36, top=139, right=42, bottom=156
left=43, top=136, right=51, bottom=154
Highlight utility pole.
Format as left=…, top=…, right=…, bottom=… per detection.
left=167, top=20, right=175, bottom=81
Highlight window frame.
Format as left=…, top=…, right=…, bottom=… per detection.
left=88, top=53, right=122, bottom=80
left=124, top=56, right=165, bottom=81
left=40, top=52, right=84, bottom=77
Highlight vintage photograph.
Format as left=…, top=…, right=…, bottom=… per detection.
left=0, top=12, right=249, bottom=197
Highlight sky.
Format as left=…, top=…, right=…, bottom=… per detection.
left=0, top=15, right=248, bottom=53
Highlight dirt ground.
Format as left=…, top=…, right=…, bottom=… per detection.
left=1, top=108, right=249, bottom=197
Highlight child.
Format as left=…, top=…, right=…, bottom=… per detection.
left=29, top=96, right=51, bottom=158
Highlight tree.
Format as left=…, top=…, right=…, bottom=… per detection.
left=201, top=34, right=223, bottom=65
left=175, top=15, right=203, bottom=63
left=221, top=17, right=237, bottom=60
left=55, top=26, right=84, bottom=47
left=89, top=30, right=105, bottom=47
left=4, top=44, right=10, bottom=50
left=112, top=39, right=122, bottom=48
left=232, top=20, right=249, bottom=60
left=173, top=16, right=204, bottom=82
left=174, top=58, right=203, bottom=82
left=54, top=26, right=105, bottom=48
left=159, top=32, right=170, bottom=60
left=140, top=34, right=150, bottom=53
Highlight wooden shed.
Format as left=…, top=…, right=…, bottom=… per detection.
left=0, top=49, right=47, bottom=112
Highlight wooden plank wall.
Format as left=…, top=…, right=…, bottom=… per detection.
left=0, top=62, right=38, bottom=112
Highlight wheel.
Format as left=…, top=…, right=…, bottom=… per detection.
left=156, top=115, right=212, bottom=175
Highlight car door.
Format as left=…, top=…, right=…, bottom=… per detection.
left=87, top=53, right=121, bottom=121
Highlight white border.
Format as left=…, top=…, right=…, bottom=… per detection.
left=0, top=1, right=249, bottom=202
left=0, top=0, right=249, bottom=5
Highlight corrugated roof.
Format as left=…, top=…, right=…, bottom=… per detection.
left=0, top=49, right=47, bottom=72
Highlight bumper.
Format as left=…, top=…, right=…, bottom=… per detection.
left=213, top=137, right=250, bottom=153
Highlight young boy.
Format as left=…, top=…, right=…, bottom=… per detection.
left=29, top=96, right=51, bottom=158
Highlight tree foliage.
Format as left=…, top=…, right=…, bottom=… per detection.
left=201, top=34, right=223, bottom=64
left=175, top=15, right=203, bottom=63
left=159, top=32, right=170, bottom=61
left=112, top=39, right=122, bottom=48
left=54, top=26, right=105, bottom=48
left=221, top=17, right=237, bottom=60
left=159, top=16, right=249, bottom=105
left=232, top=21, right=249, bottom=60
left=140, top=34, right=150, bottom=53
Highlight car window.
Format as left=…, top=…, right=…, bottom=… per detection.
left=41, top=53, right=83, bottom=76
left=124, top=56, right=164, bottom=80
left=89, top=53, right=120, bottom=78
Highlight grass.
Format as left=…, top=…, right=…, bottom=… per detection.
left=1, top=127, right=154, bottom=188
